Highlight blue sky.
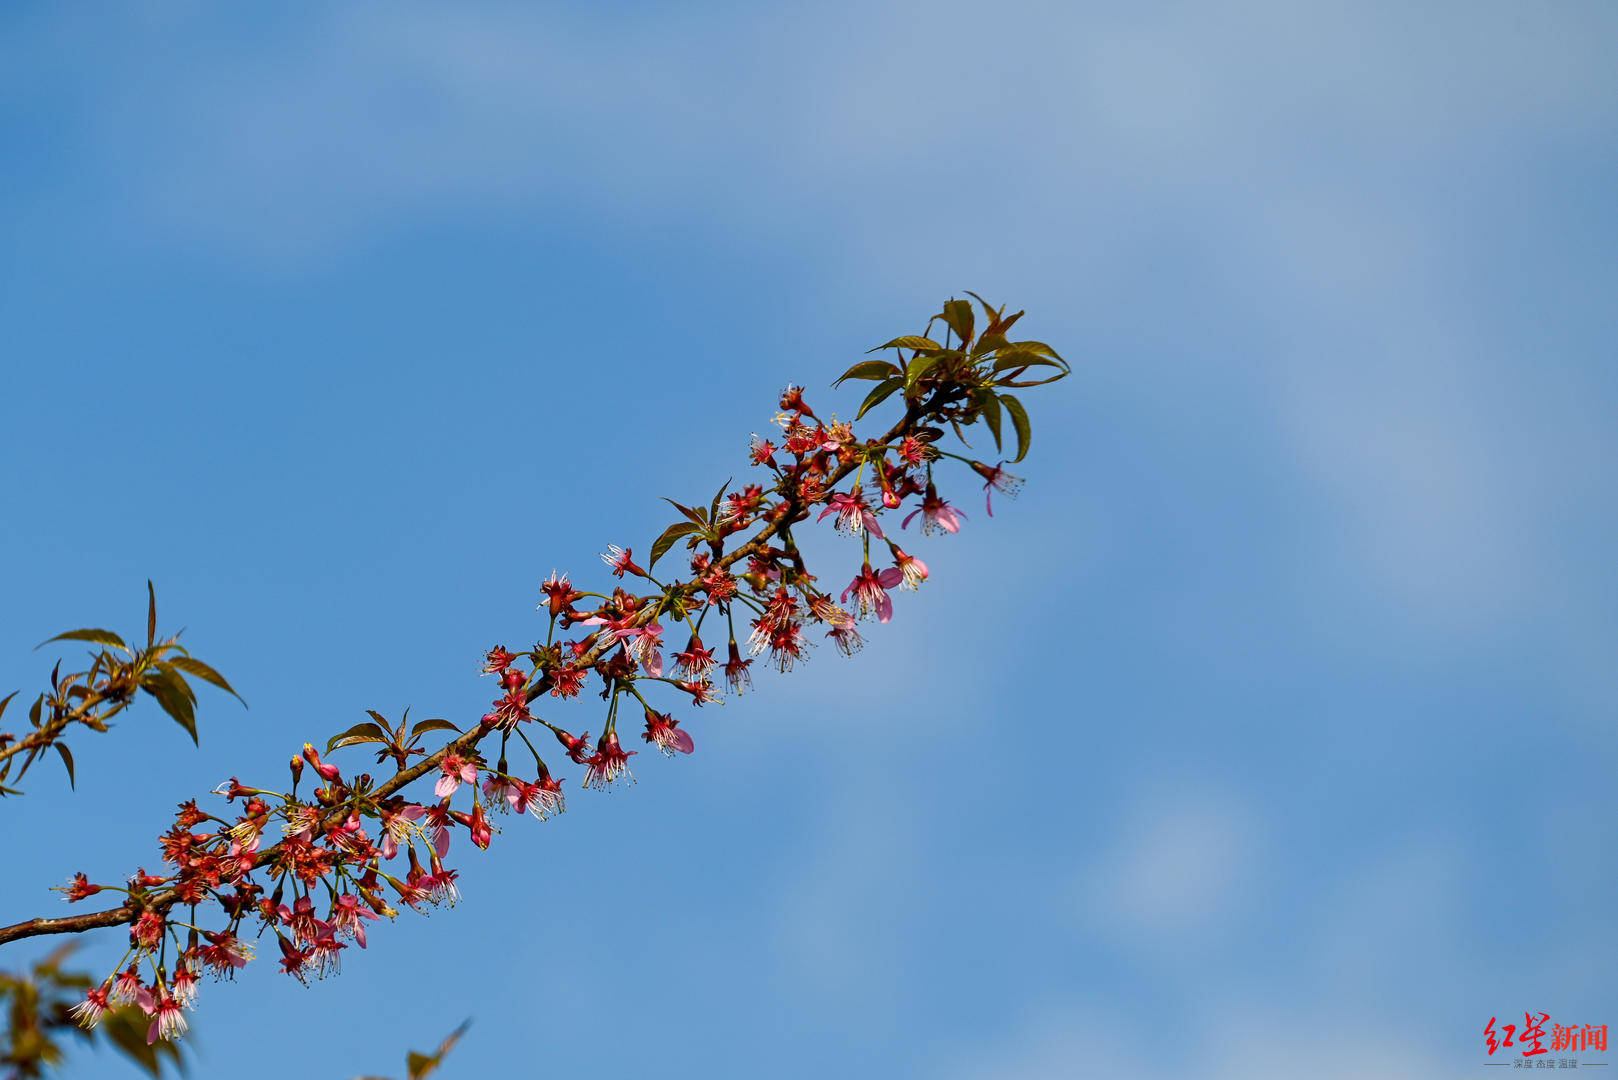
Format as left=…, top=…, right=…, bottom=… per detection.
left=2, top=3, right=1616, bottom=1077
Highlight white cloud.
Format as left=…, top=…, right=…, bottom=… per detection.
left=1075, top=785, right=1261, bottom=941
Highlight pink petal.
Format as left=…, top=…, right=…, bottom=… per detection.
left=877, top=567, right=904, bottom=588
left=433, top=826, right=452, bottom=859
left=877, top=594, right=894, bottom=623
left=672, top=729, right=695, bottom=754
left=863, top=511, right=885, bottom=539
left=902, top=507, right=922, bottom=528
left=434, top=775, right=457, bottom=799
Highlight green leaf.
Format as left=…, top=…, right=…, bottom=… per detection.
left=36, top=628, right=127, bottom=652
left=55, top=742, right=74, bottom=789
left=155, top=663, right=199, bottom=704
left=905, top=352, right=947, bottom=390
left=990, top=351, right=1067, bottom=375
left=660, top=498, right=708, bottom=528
left=146, top=581, right=157, bottom=649
left=139, top=669, right=197, bottom=744
left=962, top=290, right=1001, bottom=323
left=327, top=722, right=388, bottom=753
left=708, top=479, right=731, bottom=522
left=855, top=378, right=903, bottom=420
left=941, top=299, right=975, bottom=346
left=866, top=335, right=942, bottom=352
left=1008, top=339, right=1066, bottom=362
left=649, top=521, right=702, bottom=570
left=407, top=1020, right=471, bottom=1080
left=977, top=391, right=1004, bottom=452
left=972, top=332, right=1009, bottom=357
left=1000, top=393, right=1032, bottom=462
left=984, top=308, right=1025, bottom=339
left=165, top=656, right=245, bottom=706
left=410, top=717, right=461, bottom=738
left=834, top=359, right=903, bottom=385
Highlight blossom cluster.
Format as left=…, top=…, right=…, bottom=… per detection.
left=4, top=296, right=1068, bottom=1046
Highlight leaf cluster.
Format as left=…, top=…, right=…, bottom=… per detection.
left=835, top=291, right=1069, bottom=460
left=0, top=584, right=242, bottom=796
left=0, top=945, right=187, bottom=1079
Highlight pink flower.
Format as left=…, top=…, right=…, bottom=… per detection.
left=842, top=563, right=904, bottom=623
left=903, top=491, right=966, bottom=535
left=675, top=679, right=719, bottom=706
left=643, top=708, right=695, bottom=756
left=493, top=688, right=531, bottom=729
left=61, top=872, right=102, bottom=903
left=278, top=935, right=312, bottom=982
left=971, top=461, right=1023, bottom=517
left=424, top=799, right=455, bottom=857
left=131, top=909, right=165, bottom=950
left=329, top=893, right=380, bottom=948
left=584, top=731, right=637, bottom=791
left=435, top=754, right=478, bottom=798
left=379, top=803, right=425, bottom=860
left=673, top=635, right=715, bottom=679
left=817, top=489, right=885, bottom=539
left=891, top=547, right=928, bottom=591
left=275, top=895, right=332, bottom=946
left=198, top=931, right=253, bottom=976
left=110, top=965, right=144, bottom=1005
left=308, top=930, right=346, bottom=977
left=170, top=963, right=199, bottom=1008
left=724, top=640, right=754, bottom=694
left=508, top=772, right=565, bottom=820
left=70, top=985, right=111, bottom=1029
left=482, top=645, right=517, bottom=675
left=600, top=544, right=647, bottom=578
left=630, top=621, right=665, bottom=677
left=144, top=989, right=187, bottom=1045
left=827, top=623, right=865, bottom=657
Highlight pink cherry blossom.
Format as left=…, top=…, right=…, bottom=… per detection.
left=435, top=754, right=477, bottom=799
left=841, top=563, right=905, bottom=623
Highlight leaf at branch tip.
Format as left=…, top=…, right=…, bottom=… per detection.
left=976, top=391, right=1004, bottom=452
left=905, top=352, right=947, bottom=390
left=0, top=690, right=15, bottom=721
left=36, top=628, right=128, bottom=652
left=649, top=521, right=702, bottom=570
left=139, top=669, right=198, bottom=744
left=855, top=378, right=903, bottom=421
left=406, top=1019, right=472, bottom=1080
left=833, top=359, right=902, bottom=385
left=410, top=717, right=461, bottom=738
left=941, top=298, right=975, bottom=346
left=708, top=478, right=731, bottom=522
left=1009, top=340, right=1067, bottom=363
left=146, top=580, right=157, bottom=649
left=327, top=722, right=388, bottom=753
left=660, top=497, right=708, bottom=528
left=166, top=656, right=246, bottom=706
left=55, top=742, right=74, bottom=789
left=1000, top=393, right=1032, bottom=462
left=866, top=335, right=941, bottom=353
left=990, top=350, right=1066, bottom=373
